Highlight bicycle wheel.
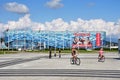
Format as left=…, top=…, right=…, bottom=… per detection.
left=98, top=56, right=105, bottom=62
left=101, top=56, right=105, bottom=62
left=98, top=56, right=101, bottom=62
left=75, top=58, right=81, bottom=65
left=70, top=57, right=74, bottom=64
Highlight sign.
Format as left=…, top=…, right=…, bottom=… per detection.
left=72, top=32, right=92, bottom=49
left=96, top=33, right=101, bottom=46
left=74, top=32, right=90, bottom=36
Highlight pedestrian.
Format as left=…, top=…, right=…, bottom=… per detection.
left=49, top=47, right=52, bottom=59
left=58, top=48, right=61, bottom=58
left=98, top=47, right=104, bottom=59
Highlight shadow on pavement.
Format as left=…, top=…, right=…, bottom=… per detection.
left=113, top=58, right=120, bottom=60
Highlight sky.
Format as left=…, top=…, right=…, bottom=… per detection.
left=0, top=0, right=120, bottom=42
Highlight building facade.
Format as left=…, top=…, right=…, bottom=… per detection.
left=4, top=30, right=106, bottom=50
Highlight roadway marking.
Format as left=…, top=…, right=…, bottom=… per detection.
left=0, top=69, right=120, bottom=78
left=0, top=56, right=48, bottom=68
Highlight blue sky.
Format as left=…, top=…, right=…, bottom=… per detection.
left=0, top=0, right=120, bottom=23
left=0, top=0, right=120, bottom=42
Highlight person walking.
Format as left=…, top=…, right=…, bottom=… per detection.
left=49, top=47, right=52, bottom=59
left=58, top=48, right=61, bottom=58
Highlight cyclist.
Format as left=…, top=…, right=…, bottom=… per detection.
left=71, top=48, right=78, bottom=63
left=98, top=48, right=104, bottom=59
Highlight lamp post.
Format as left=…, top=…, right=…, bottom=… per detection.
left=110, top=32, right=111, bottom=50
left=62, top=32, right=64, bottom=50
left=32, top=31, right=33, bottom=50
left=110, top=26, right=112, bottom=50
left=8, top=32, right=9, bottom=51
left=24, top=31, right=26, bottom=51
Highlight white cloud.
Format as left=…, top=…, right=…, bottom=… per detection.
left=0, top=23, right=5, bottom=37
left=0, top=14, right=44, bottom=32
left=5, top=2, right=29, bottom=14
left=44, top=18, right=120, bottom=41
left=45, top=18, right=69, bottom=31
left=45, top=0, right=63, bottom=9
left=0, top=14, right=120, bottom=41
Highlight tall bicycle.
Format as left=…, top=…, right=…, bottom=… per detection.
left=70, top=57, right=81, bottom=65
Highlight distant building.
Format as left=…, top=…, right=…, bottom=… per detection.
left=0, top=42, right=1, bottom=49
left=4, top=30, right=106, bottom=50
left=105, top=41, right=118, bottom=48
left=118, top=39, right=120, bottom=57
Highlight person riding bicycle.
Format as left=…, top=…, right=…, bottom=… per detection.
left=71, top=48, right=78, bottom=62
left=98, top=48, right=104, bottom=59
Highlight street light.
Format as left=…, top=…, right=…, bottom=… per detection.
left=109, top=25, right=112, bottom=50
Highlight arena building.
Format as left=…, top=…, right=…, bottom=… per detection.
left=4, top=30, right=106, bottom=50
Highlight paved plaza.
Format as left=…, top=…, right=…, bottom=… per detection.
left=0, top=52, right=120, bottom=80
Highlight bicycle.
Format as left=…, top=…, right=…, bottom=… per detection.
left=98, top=55, right=105, bottom=62
left=70, top=57, right=81, bottom=65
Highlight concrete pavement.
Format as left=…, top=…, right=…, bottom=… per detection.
left=0, top=52, right=120, bottom=80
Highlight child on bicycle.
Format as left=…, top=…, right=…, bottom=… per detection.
left=98, top=48, right=104, bottom=59
left=72, top=48, right=78, bottom=61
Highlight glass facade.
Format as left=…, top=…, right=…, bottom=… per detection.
left=4, top=30, right=106, bottom=50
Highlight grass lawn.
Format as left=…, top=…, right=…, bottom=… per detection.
left=0, top=50, right=19, bottom=54
left=0, top=48, right=118, bottom=54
